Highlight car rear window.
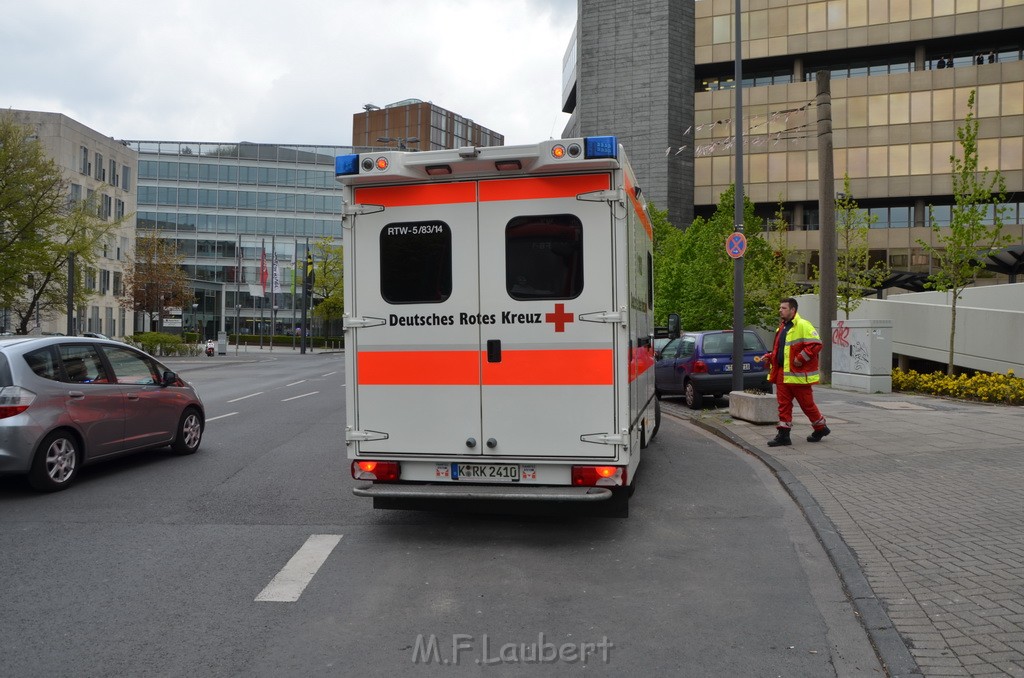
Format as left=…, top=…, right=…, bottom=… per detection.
left=379, top=221, right=452, bottom=304
left=701, top=332, right=766, bottom=354
left=506, top=214, right=583, bottom=300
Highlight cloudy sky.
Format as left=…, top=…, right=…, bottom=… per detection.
left=2, top=0, right=577, bottom=146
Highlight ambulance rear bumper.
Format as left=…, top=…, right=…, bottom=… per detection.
left=353, top=483, right=614, bottom=502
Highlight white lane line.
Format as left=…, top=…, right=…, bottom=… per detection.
left=321, top=371, right=338, bottom=377
left=255, top=534, right=343, bottom=602
left=282, top=391, right=319, bottom=402
left=286, top=380, right=307, bottom=387
left=227, top=392, right=263, bottom=403
left=206, top=412, right=238, bottom=422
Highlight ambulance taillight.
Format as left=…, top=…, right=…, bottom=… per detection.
left=571, top=466, right=627, bottom=487
left=352, top=460, right=400, bottom=482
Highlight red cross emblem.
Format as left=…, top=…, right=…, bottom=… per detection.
left=545, top=303, right=574, bottom=332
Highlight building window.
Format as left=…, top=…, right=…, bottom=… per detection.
left=109, top=159, right=118, bottom=187
left=80, top=146, right=90, bottom=175
left=115, top=199, right=125, bottom=219
left=95, top=153, right=105, bottom=181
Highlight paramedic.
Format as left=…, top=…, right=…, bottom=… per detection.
left=763, top=297, right=830, bottom=447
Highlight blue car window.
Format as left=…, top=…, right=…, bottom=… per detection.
left=680, top=337, right=696, bottom=357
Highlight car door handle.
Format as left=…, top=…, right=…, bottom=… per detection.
left=68, top=391, right=85, bottom=399
left=126, top=393, right=140, bottom=401
left=487, top=339, right=501, bottom=363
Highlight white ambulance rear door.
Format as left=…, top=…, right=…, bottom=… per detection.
left=476, top=173, right=619, bottom=459
left=347, top=181, right=484, bottom=457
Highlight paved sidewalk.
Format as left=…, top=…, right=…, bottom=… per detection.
left=664, top=387, right=1024, bottom=678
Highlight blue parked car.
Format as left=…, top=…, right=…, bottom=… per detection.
left=655, top=330, right=771, bottom=409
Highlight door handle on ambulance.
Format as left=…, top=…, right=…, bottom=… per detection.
left=466, top=438, right=477, bottom=448
left=486, top=339, right=502, bottom=363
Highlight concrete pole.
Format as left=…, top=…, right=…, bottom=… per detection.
left=816, top=71, right=837, bottom=383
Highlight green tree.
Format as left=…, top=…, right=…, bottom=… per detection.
left=659, top=186, right=796, bottom=332
left=918, top=89, right=1012, bottom=375
left=817, top=175, right=890, bottom=318
left=1, top=113, right=124, bottom=334
left=120, top=230, right=194, bottom=331
left=310, top=236, right=344, bottom=337
left=651, top=203, right=686, bottom=326
left=6, top=194, right=124, bottom=334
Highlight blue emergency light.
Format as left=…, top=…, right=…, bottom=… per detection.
left=584, top=136, right=618, bottom=159
left=335, top=154, right=360, bottom=176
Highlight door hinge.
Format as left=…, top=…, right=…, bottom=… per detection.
left=580, top=431, right=629, bottom=446
left=343, top=203, right=385, bottom=217
left=343, top=315, right=387, bottom=330
left=346, top=427, right=389, bottom=443
left=577, top=188, right=624, bottom=205
left=579, top=308, right=626, bottom=325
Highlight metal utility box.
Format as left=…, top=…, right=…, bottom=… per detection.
left=216, top=331, right=228, bottom=355
left=831, top=319, right=892, bottom=393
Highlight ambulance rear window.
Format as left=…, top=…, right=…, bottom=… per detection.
left=380, top=221, right=452, bottom=304
left=506, top=215, right=583, bottom=300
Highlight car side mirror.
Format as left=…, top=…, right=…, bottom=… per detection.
left=162, top=370, right=178, bottom=387
left=667, top=313, right=681, bottom=339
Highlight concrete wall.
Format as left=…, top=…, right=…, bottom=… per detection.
left=794, top=284, right=1024, bottom=374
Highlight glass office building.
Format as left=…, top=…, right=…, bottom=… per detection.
left=127, top=141, right=351, bottom=338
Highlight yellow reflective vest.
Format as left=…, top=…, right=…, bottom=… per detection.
left=769, top=312, right=822, bottom=385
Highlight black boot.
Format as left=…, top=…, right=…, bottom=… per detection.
left=807, top=425, right=831, bottom=442
left=767, top=427, right=792, bottom=447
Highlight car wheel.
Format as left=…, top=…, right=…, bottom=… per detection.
left=171, top=408, right=203, bottom=455
left=684, top=380, right=702, bottom=410
left=29, top=430, right=80, bottom=492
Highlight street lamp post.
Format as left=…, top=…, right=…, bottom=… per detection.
left=191, top=303, right=199, bottom=340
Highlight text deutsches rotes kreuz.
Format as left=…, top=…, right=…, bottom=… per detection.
left=388, top=312, right=549, bottom=327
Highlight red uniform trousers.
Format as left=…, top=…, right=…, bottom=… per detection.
left=771, top=370, right=826, bottom=430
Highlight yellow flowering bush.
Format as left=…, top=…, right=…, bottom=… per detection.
left=892, top=368, right=1024, bottom=405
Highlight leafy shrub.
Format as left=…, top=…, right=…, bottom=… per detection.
left=125, top=332, right=200, bottom=357
left=892, top=368, right=1023, bottom=405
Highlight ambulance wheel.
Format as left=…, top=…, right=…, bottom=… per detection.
left=684, top=381, right=703, bottom=410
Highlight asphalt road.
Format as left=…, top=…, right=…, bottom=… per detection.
left=0, top=352, right=883, bottom=677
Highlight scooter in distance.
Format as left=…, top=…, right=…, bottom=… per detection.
left=205, top=340, right=215, bottom=357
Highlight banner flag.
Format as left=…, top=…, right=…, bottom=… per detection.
left=260, top=239, right=268, bottom=296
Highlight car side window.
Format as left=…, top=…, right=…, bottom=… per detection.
left=101, top=346, right=161, bottom=385
left=680, top=337, right=696, bottom=358
left=24, top=349, right=60, bottom=381
left=57, top=345, right=109, bottom=384
left=743, top=333, right=766, bottom=351
left=661, top=337, right=681, bottom=357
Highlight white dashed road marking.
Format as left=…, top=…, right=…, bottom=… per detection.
left=281, top=391, right=318, bottom=402
left=255, top=534, right=343, bottom=602
left=227, top=392, right=263, bottom=403
left=206, top=412, right=238, bottom=422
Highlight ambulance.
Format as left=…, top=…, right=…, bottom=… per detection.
left=334, top=136, right=659, bottom=516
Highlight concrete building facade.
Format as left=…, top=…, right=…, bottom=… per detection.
left=7, top=110, right=136, bottom=338
left=562, top=0, right=696, bottom=228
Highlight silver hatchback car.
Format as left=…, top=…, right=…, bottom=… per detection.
left=0, top=336, right=205, bottom=492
